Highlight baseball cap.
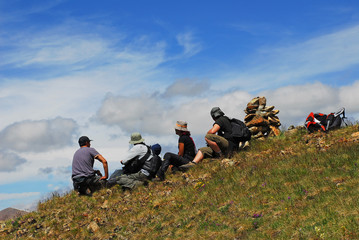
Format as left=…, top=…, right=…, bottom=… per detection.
left=78, top=136, right=92, bottom=146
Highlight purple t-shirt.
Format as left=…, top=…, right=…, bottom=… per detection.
left=72, top=147, right=100, bottom=178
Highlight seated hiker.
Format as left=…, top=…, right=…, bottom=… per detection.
left=113, top=132, right=160, bottom=190
left=151, top=143, right=162, bottom=157
left=107, top=142, right=162, bottom=187
left=72, top=136, right=109, bottom=196
left=180, top=107, right=236, bottom=170
left=156, top=121, right=196, bottom=181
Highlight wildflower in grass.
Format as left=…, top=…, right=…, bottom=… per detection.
left=194, top=181, right=205, bottom=190
left=288, top=196, right=291, bottom=200
left=252, top=213, right=262, bottom=218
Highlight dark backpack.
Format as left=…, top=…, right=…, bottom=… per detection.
left=305, top=107, right=346, bottom=133
left=326, top=107, right=346, bottom=130
left=122, top=147, right=151, bottom=174
left=123, top=145, right=162, bottom=179
left=146, top=154, right=162, bottom=178
left=230, top=118, right=251, bottom=142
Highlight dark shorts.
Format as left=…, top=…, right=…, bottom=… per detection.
left=205, top=134, right=229, bottom=150
left=201, top=134, right=229, bottom=158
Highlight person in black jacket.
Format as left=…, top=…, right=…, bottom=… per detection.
left=180, top=107, right=234, bottom=170
left=155, top=121, right=196, bottom=181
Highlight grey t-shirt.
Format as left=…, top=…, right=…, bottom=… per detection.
left=72, top=147, right=100, bottom=178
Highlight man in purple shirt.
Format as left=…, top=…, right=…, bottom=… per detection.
left=72, top=136, right=109, bottom=196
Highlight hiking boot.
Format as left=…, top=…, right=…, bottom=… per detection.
left=178, top=161, right=196, bottom=171
left=152, top=172, right=165, bottom=182
left=155, top=170, right=165, bottom=181
left=238, top=141, right=250, bottom=151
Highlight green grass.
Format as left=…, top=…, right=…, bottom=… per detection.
left=1, top=125, right=359, bottom=239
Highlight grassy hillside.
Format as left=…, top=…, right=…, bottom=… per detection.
left=1, top=125, right=359, bottom=239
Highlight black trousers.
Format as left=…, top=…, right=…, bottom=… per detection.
left=157, top=152, right=191, bottom=179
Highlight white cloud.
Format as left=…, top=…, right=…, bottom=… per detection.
left=0, top=147, right=75, bottom=183
left=96, top=93, right=172, bottom=135
left=0, top=117, right=78, bottom=152
left=260, top=80, right=359, bottom=126
left=162, top=78, right=210, bottom=97
left=339, top=80, right=359, bottom=112
left=38, top=167, right=53, bottom=174
left=0, top=1, right=62, bottom=24
left=0, top=192, right=40, bottom=201
left=0, top=151, right=27, bottom=172
left=0, top=18, right=168, bottom=79
left=96, top=90, right=252, bottom=137
left=24, top=37, right=108, bottom=66
left=38, top=166, right=71, bottom=175
left=261, top=82, right=337, bottom=118
left=96, top=80, right=359, bottom=139
left=225, top=24, right=359, bottom=91
left=273, top=24, right=359, bottom=75
left=176, top=32, right=202, bottom=57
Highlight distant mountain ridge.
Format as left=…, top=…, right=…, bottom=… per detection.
left=0, top=208, right=28, bottom=221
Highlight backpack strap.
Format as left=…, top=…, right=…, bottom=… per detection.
left=335, top=107, right=348, bottom=126
left=138, top=145, right=151, bottom=165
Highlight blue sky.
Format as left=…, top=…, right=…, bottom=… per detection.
left=1, top=0, right=359, bottom=211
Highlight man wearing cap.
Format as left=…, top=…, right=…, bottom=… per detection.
left=72, top=136, right=109, bottom=196
left=115, top=132, right=154, bottom=189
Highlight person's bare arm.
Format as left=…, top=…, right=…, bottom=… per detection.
left=207, top=124, right=220, bottom=134
left=95, top=154, right=109, bottom=180
left=178, top=142, right=185, bottom=156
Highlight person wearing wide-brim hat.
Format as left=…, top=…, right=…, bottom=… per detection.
left=155, top=121, right=197, bottom=181
left=128, top=132, right=145, bottom=144
left=111, top=132, right=155, bottom=189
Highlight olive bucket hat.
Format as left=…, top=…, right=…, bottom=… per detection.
left=129, top=132, right=145, bottom=144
